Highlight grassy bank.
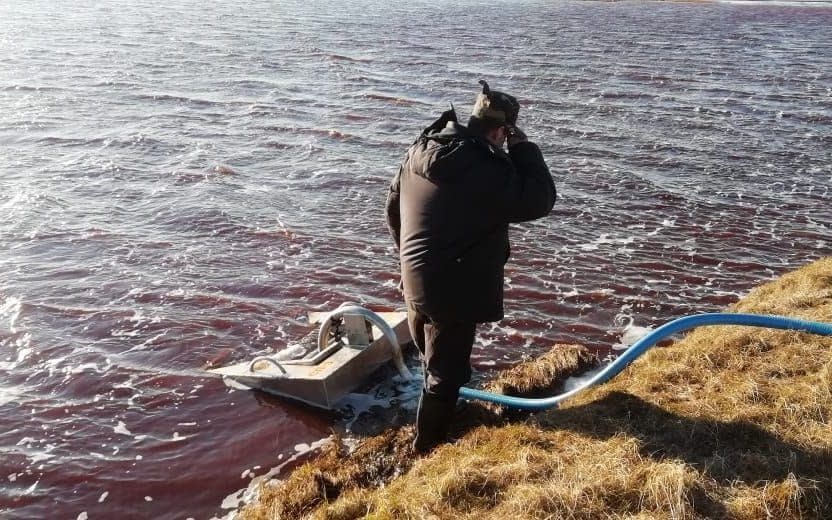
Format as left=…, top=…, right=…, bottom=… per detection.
left=240, top=257, right=832, bottom=519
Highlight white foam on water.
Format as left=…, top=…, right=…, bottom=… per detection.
left=169, top=432, right=192, bottom=442
left=334, top=365, right=424, bottom=426
left=392, top=373, right=423, bottom=412
left=216, top=437, right=331, bottom=518
left=500, top=325, right=519, bottom=336
left=0, top=332, right=32, bottom=371
left=563, top=366, right=606, bottom=393
left=338, top=392, right=393, bottom=431
left=114, top=286, right=144, bottom=303
left=0, top=296, right=22, bottom=333
left=135, top=331, right=167, bottom=350
left=98, top=491, right=109, bottom=503
left=647, top=218, right=676, bottom=237
left=16, top=348, right=32, bottom=363
left=16, top=436, right=35, bottom=446
left=70, top=362, right=106, bottom=375
left=477, top=336, right=496, bottom=347
left=712, top=290, right=742, bottom=299
left=0, top=382, right=26, bottom=406
left=114, top=421, right=132, bottom=436
left=111, top=328, right=142, bottom=338
left=113, top=374, right=144, bottom=408
left=29, top=446, right=54, bottom=464
left=612, top=314, right=655, bottom=351
left=77, top=512, right=88, bottom=520
left=218, top=484, right=252, bottom=514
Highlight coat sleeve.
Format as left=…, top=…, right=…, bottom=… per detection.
left=501, top=141, right=557, bottom=223
left=385, top=166, right=402, bottom=250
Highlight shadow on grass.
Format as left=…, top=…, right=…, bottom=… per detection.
left=537, top=391, right=832, bottom=517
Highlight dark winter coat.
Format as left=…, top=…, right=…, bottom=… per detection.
left=386, top=118, right=556, bottom=324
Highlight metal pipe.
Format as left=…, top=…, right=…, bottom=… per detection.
left=459, top=313, right=832, bottom=411
left=280, top=339, right=342, bottom=366
left=316, top=305, right=414, bottom=379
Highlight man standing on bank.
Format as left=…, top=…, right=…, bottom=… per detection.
left=386, top=80, right=556, bottom=453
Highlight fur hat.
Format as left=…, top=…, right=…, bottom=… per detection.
left=470, top=80, right=520, bottom=126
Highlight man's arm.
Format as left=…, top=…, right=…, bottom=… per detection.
left=385, top=166, right=402, bottom=249
left=501, top=139, right=557, bottom=223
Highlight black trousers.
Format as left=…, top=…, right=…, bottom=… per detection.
left=407, top=303, right=477, bottom=401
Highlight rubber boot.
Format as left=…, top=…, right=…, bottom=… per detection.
left=412, top=391, right=457, bottom=454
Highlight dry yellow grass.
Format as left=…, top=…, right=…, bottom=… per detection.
left=239, top=257, right=832, bottom=520
left=484, top=343, right=598, bottom=398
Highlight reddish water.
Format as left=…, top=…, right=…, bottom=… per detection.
left=1, top=0, right=830, bottom=518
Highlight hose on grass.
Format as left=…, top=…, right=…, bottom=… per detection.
left=459, top=313, right=832, bottom=411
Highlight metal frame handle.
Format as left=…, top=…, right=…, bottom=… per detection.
left=248, top=356, right=287, bottom=375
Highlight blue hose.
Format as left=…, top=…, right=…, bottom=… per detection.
left=459, top=313, right=832, bottom=411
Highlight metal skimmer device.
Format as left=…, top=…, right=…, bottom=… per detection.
left=209, top=304, right=414, bottom=409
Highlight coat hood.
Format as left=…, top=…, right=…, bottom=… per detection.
left=406, top=122, right=505, bottom=182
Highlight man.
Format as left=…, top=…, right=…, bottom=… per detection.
left=385, top=80, right=556, bottom=453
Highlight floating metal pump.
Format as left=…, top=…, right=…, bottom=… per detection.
left=209, top=304, right=413, bottom=409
